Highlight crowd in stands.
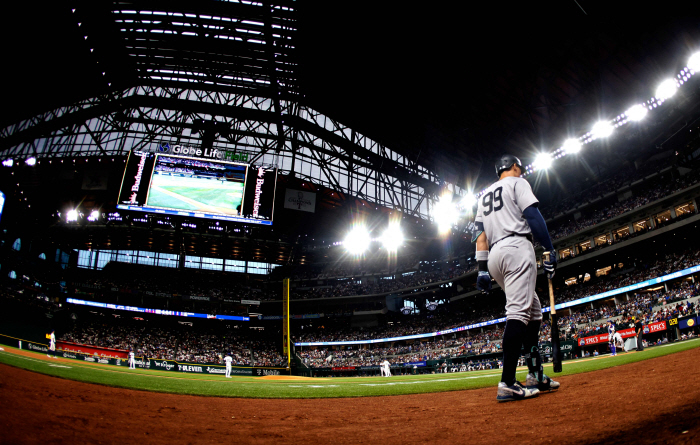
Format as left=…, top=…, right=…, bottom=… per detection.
left=60, top=322, right=285, bottom=367
left=289, top=262, right=475, bottom=300
left=545, top=168, right=700, bottom=241
left=298, top=332, right=503, bottom=368
left=294, top=247, right=700, bottom=367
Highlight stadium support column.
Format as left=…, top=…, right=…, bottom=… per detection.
left=283, top=278, right=291, bottom=374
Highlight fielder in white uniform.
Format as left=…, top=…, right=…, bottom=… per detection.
left=474, top=155, right=560, bottom=402
left=48, top=330, right=56, bottom=358
left=128, top=350, right=136, bottom=369
left=613, top=332, right=624, bottom=352
left=224, top=353, right=233, bottom=378
left=381, top=360, right=391, bottom=377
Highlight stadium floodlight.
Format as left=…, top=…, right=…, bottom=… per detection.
left=626, top=104, right=648, bottom=122
left=432, top=194, right=459, bottom=234
left=688, top=52, right=700, bottom=72
left=344, top=225, right=371, bottom=254
left=25, top=157, right=36, bottom=166
left=460, top=193, right=477, bottom=208
left=2, top=159, right=13, bottom=167
left=66, top=209, right=79, bottom=222
left=562, top=139, right=582, bottom=155
left=88, top=210, right=100, bottom=222
left=655, top=79, right=677, bottom=100
left=591, top=121, right=614, bottom=139
left=381, top=223, right=403, bottom=251
left=533, top=152, right=553, bottom=170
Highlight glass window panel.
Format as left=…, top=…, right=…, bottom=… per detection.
left=77, top=250, right=92, bottom=268
left=202, top=257, right=223, bottom=271
left=224, top=259, right=245, bottom=273
left=185, top=255, right=201, bottom=269
left=247, top=261, right=268, bottom=275
left=157, top=252, right=179, bottom=268
left=137, top=251, right=155, bottom=266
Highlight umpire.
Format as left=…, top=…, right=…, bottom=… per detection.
left=473, top=155, right=560, bottom=402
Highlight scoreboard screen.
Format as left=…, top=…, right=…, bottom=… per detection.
left=116, top=151, right=277, bottom=225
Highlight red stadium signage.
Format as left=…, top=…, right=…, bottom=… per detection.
left=331, top=366, right=356, bottom=371
left=578, top=321, right=668, bottom=347
left=643, top=321, right=667, bottom=334
left=57, top=341, right=129, bottom=359
left=577, top=328, right=636, bottom=347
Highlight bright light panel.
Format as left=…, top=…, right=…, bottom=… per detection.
left=562, top=139, right=582, bottom=154
left=433, top=194, right=458, bottom=234
left=655, top=79, right=677, bottom=100
left=687, top=52, right=700, bottom=72
left=2, top=159, right=13, bottom=167
left=344, top=226, right=371, bottom=254
left=591, top=121, right=614, bottom=139
left=626, top=104, right=648, bottom=121
left=534, top=153, right=553, bottom=170
left=381, top=224, right=403, bottom=251
left=66, top=210, right=79, bottom=222
left=88, top=210, right=100, bottom=222
left=25, top=157, right=36, bottom=166
left=461, top=193, right=477, bottom=208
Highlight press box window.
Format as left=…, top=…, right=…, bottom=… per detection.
left=675, top=202, right=695, bottom=216
left=594, top=234, right=611, bottom=246
left=655, top=210, right=671, bottom=224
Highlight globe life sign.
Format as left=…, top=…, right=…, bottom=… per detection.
left=150, top=142, right=251, bottom=162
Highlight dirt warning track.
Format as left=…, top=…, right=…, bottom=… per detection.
left=1, top=347, right=698, bottom=445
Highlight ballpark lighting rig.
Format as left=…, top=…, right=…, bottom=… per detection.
left=468, top=49, right=700, bottom=194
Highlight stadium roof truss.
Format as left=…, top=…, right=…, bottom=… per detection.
left=0, top=1, right=458, bottom=221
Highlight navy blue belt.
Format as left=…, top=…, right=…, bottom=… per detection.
left=489, top=233, right=533, bottom=251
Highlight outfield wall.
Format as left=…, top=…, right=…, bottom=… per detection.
left=0, top=333, right=286, bottom=377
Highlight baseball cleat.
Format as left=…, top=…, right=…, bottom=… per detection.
left=526, top=373, right=560, bottom=391
left=496, top=381, right=539, bottom=402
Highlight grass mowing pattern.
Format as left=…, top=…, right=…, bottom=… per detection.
left=1, top=339, right=698, bottom=399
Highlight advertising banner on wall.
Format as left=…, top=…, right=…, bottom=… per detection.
left=58, top=341, right=129, bottom=359
left=284, top=189, right=316, bottom=213
left=578, top=321, right=667, bottom=347
left=679, top=316, right=697, bottom=330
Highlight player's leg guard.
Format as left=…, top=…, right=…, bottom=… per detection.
left=522, top=319, right=542, bottom=381
left=610, top=343, right=616, bottom=356
left=501, top=319, right=527, bottom=386
left=526, top=346, right=543, bottom=383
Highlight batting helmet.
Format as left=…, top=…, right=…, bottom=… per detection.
left=495, top=154, right=522, bottom=177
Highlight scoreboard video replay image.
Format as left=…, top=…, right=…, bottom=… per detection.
left=117, top=150, right=277, bottom=225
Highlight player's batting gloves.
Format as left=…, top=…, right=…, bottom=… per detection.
left=544, top=251, right=557, bottom=279
left=476, top=271, right=492, bottom=293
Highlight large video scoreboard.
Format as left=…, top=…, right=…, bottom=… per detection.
left=117, top=151, right=277, bottom=225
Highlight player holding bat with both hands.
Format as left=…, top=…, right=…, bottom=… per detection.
left=472, top=155, right=561, bottom=402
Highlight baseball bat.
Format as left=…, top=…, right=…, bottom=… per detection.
left=546, top=253, right=563, bottom=373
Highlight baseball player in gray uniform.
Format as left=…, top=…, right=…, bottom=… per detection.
left=473, top=154, right=560, bottom=402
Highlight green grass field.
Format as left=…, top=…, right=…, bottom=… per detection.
left=147, top=174, right=243, bottom=214
left=2, top=339, right=698, bottom=399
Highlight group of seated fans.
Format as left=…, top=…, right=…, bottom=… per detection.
left=293, top=270, right=699, bottom=369
left=59, top=322, right=285, bottom=367
left=542, top=164, right=700, bottom=241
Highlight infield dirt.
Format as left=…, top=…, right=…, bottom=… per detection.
left=0, top=347, right=698, bottom=445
